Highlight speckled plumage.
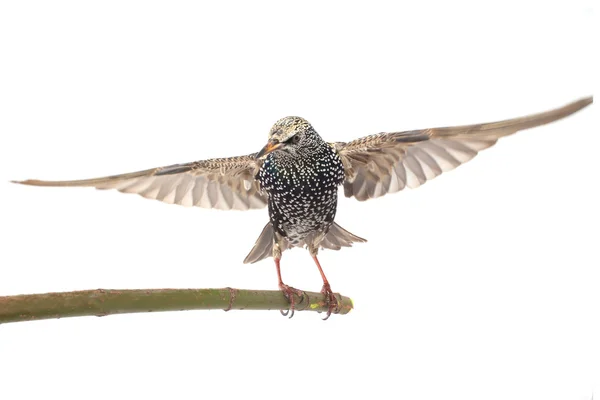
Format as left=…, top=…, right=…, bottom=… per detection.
left=258, top=118, right=345, bottom=249
left=13, top=97, right=593, bottom=318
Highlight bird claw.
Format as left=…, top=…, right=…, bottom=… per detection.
left=279, top=284, right=304, bottom=319
left=321, top=283, right=340, bottom=321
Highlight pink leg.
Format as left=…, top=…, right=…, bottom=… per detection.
left=312, top=255, right=339, bottom=320
left=275, top=257, right=303, bottom=318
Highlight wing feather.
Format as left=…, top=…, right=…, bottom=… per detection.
left=14, top=154, right=268, bottom=211
left=336, top=97, right=592, bottom=201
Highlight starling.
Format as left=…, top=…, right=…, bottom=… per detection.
left=13, top=97, right=593, bottom=319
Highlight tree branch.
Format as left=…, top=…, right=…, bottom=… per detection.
left=0, top=288, right=353, bottom=324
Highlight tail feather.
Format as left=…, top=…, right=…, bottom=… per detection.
left=321, top=222, right=367, bottom=250
left=243, top=222, right=366, bottom=264
left=243, top=223, right=275, bottom=264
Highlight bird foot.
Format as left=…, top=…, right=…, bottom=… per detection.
left=279, top=284, right=305, bottom=319
left=321, top=283, right=340, bottom=321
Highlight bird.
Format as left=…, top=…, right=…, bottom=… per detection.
left=13, top=97, right=593, bottom=319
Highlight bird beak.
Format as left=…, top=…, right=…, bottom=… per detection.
left=256, top=140, right=283, bottom=159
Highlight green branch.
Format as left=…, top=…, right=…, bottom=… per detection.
left=0, top=288, right=353, bottom=324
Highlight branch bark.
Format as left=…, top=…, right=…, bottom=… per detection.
left=0, top=288, right=353, bottom=324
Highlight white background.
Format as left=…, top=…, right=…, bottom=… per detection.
left=0, top=1, right=596, bottom=399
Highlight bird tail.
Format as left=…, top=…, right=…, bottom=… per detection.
left=243, top=222, right=366, bottom=264
left=244, top=223, right=275, bottom=264
left=320, top=222, right=367, bottom=251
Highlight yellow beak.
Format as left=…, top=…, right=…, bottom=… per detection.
left=256, top=140, right=283, bottom=159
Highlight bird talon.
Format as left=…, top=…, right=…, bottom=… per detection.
left=321, top=283, right=340, bottom=321
left=279, top=284, right=302, bottom=319
left=296, top=290, right=306, bottom=305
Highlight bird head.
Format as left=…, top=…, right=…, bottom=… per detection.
left=256, top=116, right=316, bottom=159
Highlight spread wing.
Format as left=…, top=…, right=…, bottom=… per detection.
left=336, top=97, right=593, bottom=201
left=14, top=154, right=268, bottom=210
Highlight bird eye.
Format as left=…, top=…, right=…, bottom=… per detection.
left=291, top=135, right=301, bottom=144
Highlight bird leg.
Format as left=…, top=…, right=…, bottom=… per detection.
left=275, top=257, right=304, bottom=318
left=311, top=254, right=340, bottom=320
